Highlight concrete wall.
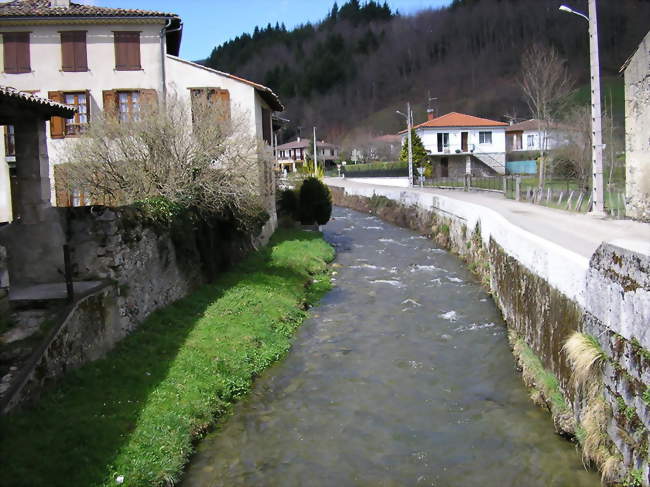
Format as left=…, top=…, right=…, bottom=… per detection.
left=625, top=30, right=650, bottom=221
left=328, top=181, right=650, bottom=485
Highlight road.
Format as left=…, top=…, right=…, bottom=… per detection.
left=325, top=178, right=650, bottom=259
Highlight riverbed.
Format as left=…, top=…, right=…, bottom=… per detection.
left=182, top=206, right=598, bottom=486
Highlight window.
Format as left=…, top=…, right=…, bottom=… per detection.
left=114, top=31, right=141, bottom=70
left=437, top=132, right=449, bottom=152
left=60, top=31, right=87, bottom=72
left=190, top=87, right=230, bottom=123
left=262, top=107, right=272, bottom=145
left=527, top=134, right=535, bottom=149
left=4, top=125, right=15, bottom=157
left=118, top=91, right=140, bottom=122
left=63, top=92, right=89, bottom=135
left=479, top=131, right=492, bottom=144
left=3, top=32, right=30, bottom=74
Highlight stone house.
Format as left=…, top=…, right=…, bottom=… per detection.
left=623, top=29, right=650, bottom=221
left=0, top=0, right=283, bottom=234
left=401, top=112, right=508, bottom=177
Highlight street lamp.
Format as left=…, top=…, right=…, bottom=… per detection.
left=396, top=102, right=413, bottom=187
left=560, top=1, right=605, bottom=215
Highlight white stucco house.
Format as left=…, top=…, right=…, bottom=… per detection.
left=0, top=0, right=283, bottom=231
left=402, top=112, right=508, bottom=176
left=506, top=119, right=570, bottom=153
left=276, top=138, right=339, bottom=172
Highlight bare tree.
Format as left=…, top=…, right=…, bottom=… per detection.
left=518, top=43, right=574, bottom=187
left=59, top=94, right=272, bottom=230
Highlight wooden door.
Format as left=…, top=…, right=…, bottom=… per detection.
left=461, top=132, right=468, bottom=152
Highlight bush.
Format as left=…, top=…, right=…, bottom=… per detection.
left=278, top=188, right=299, bottom=219
left=299, top=177, right=332, bottom=225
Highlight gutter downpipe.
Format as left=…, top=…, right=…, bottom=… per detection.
left=160, top=19, right=183, bottom=103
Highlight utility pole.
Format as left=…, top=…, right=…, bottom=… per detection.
left=313, top=126, right=318, bottom=176
left=407, top=103, right=413, bottom=187
left=560, top=1, right=605, bottom=214
left=588, top=0, right=605, bottom=215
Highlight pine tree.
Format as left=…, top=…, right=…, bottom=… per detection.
left=400, top=130, right=428, bottom=166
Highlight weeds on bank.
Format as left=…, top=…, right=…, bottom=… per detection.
left=0, top=229, right=334, bottom=487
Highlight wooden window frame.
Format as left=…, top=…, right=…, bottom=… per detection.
left=3, top=32, right=31, bottom=74
left=60, top=31, right=88, bottom=72
left=117, top=90, right=141, bottom=122
left=63, top=91, right=90, bottom=136
left=114, top=31, right=141, bottom=71
left=479, top=131, right=493, bottom=145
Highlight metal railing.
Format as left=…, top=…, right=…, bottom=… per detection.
left=423, top=175, right=506, bottom=192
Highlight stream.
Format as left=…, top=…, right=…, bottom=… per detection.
left=182, top=206, right=599, bottom=486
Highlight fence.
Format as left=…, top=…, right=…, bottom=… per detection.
left=505, top=177, right=626, bottom=218
left=423, top=175, right=505, bottom=192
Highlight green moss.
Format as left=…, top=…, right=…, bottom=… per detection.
left=622, top=469, right=644, bottom=487
left=0, top=229, right=335, bottom=487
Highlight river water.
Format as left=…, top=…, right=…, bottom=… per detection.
left=182, top=207, right=599, bottom=486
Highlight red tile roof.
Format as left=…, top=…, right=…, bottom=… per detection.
left=0, top=0, right=178, bottom=18
left=412, top=112, right=508, bottom=130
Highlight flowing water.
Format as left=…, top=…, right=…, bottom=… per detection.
left=182, top=207, right=599, bottom=487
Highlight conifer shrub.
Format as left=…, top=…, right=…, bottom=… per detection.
left=298, top=177, right=332, bottom=225
left=278, top=188, right=299, bottom=219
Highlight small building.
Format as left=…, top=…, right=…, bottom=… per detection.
left=623, top=29, right=650, bottom=221
left=276, top=138, right=340, bottom=172
left=506, top=119, right=569, bottom=153
left=403, top=111, right=508, bottom=176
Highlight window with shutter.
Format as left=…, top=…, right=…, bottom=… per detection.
left=114, top=32, right=141, bottom=71
left=60, top=31, right=87, bottom=72
left=3, top=32, right=30, bottom=74
left=102, top=89, right=118, bottom=118
left=63, top=92, right=90, bottom=135
left=114, top=91, right=141, bottom=122
left=189, top=87, right=230, bottom=123
left=4, top=125, right=15, bottom=157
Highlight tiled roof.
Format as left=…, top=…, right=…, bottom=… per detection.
left=0, top=85, right=76, bottom=117
left=276, top=139, right=338, bottom=150
left=0, top=0, right=178, bottom=18
left=506, top=119, right=571, bottom=132
left=411, top=112, right=508, bottom=130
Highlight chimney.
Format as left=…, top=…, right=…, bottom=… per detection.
left=51, top=0, right=70, bottom=8
left=427, top=109, right=435, bottom=121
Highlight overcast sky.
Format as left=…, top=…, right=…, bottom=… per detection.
left=91, top=0, right=452, bottom=60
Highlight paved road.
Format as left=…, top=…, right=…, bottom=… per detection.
left=326, top=178, right=650, bottom=259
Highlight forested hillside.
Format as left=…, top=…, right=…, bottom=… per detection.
left=204, top=0, right=650, bottom=141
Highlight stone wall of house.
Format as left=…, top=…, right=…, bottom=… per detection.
left=0, top=242, right=8, bottom=316
left=625, top=30, right=650, bottom=221
left=329, top=182, right=650, bottom=485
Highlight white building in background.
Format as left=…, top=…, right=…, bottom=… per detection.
left=0, top=0, right=282, bottom=224
left=506, top=119, right=570, bottom=153
left=402, top=111, right=508, bottom=176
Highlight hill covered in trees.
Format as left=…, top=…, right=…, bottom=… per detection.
left=204, top=0, right=650, bottom=141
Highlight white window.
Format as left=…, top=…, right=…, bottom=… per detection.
left=527, top=134, right=535, bottom=148
left=118, top=91, right=140, bottom=122
left=479, top=131, right=492, bottom=144
left=64, top=92, right=89, bottom=135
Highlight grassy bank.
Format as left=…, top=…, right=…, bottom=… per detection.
left=0, top=229, right=334, bottom=487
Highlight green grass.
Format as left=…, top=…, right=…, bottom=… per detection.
left=0, top=229, right=334, bottom=487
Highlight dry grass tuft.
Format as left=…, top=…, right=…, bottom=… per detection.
left=563, top=332, right=606, bottom=389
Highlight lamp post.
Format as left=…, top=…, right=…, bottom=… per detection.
left=396, top=102, right=413, bottom=187
left=560, top=1, right=605, bottom=215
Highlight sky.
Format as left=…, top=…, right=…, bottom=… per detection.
left=91, top=0, right=452, bottom=61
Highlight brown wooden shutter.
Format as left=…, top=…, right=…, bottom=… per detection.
left=215, top=89, right=230, bottom=122
left=102, top=90, right=118, bottom=118
left=140, top=89, right=158, bottom=110
left=73, top=32, right=87, bottom=71
left=262, top=107, right=272, bottom=145
left=61, top=32, right=74, bottom=71
left=3, top=32, right=30, bottom=74
left=114, top=32, right=140, bottom=70
left=48, top=91, right=65, bottom=139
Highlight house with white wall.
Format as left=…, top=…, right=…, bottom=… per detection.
left=506, top=119, right=570, bottom=153
left=402, top=112, right=508, bottom=176
left=276, top=138, right=339, bottom=172
left=0, top=0, right=283, bottom=230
